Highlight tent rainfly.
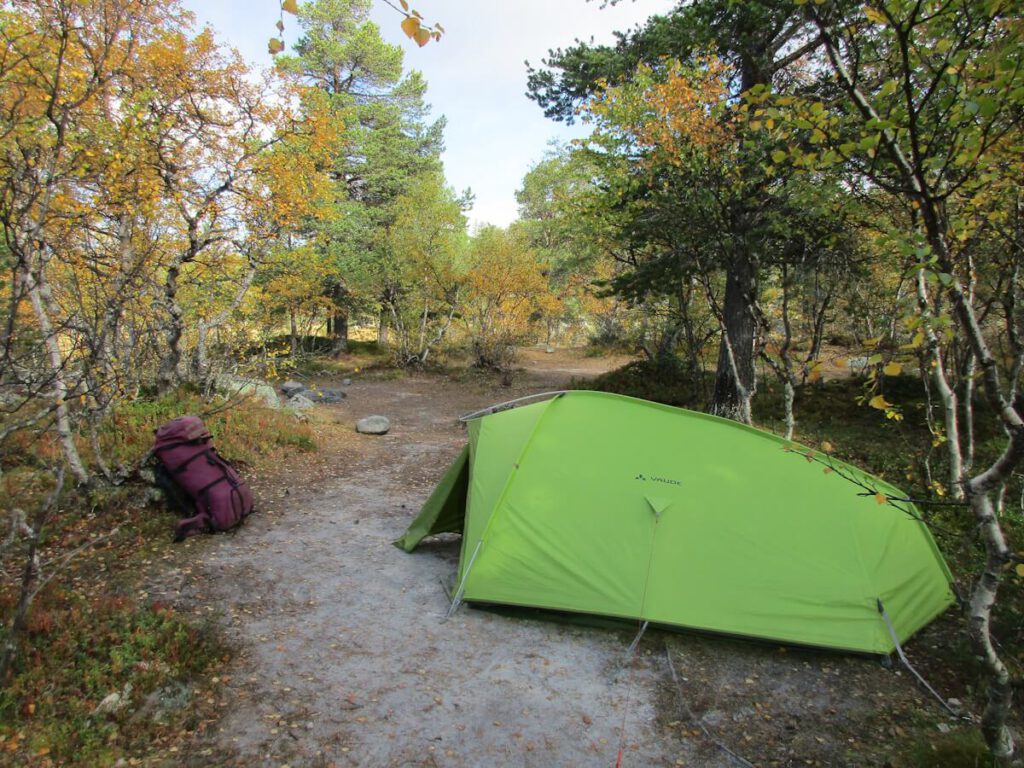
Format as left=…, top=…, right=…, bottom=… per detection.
left=396, top=391, right=954, bottom=654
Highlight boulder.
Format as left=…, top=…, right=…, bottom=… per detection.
left=306, top=388, right=346, bottom=404
left=356, top=415, right=390, bottom=435
left=341, top=378, right=353, bottom=386
left=213, top=374, right=280, bottom=409
left=280, top=380, right=306, bottom=397
left=287, top=394, right=317, bottom=411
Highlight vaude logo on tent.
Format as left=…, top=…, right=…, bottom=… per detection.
left=634, top=473, right=681, bottom=486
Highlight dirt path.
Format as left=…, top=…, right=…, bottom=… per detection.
left=165, top=350, right=708, bottom=768
left=161, top=350, right=959, bottom=768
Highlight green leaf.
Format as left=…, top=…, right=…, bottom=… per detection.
left=771, top=149, right=787, bottom=164
left=879, top=80, right=898, bottom=97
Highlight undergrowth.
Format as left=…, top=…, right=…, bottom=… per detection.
left=0, top=592, right=226, bottom=765
left=0, top=387, right=317, bottom=766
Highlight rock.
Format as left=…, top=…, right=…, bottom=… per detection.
left=287, top=394, right=316, bottom=411
left=701, top=710, right=724, bottom=727
left=213, top=374, right=280, bottom=409
left=847, top=356, right=870, bottom=374
left=94, top=682, right=132, bottom=716
left=94, top=692, right=122, bottom=715
left=306, top=388, right=346, bottom=404
left=130, top=681, right=192, bottom=725
left=341, top=378, right=352, bottom=386
left=280, top=380, right=306, bottom=397
left=356, top=415, right=390, bottom=435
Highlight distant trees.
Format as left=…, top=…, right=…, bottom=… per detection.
left=276, top=0, right=445, bottom=355
left=463, top=226, right=558, bottom=374
left=383, top=173, right=467, bottom=366
left=515, top=147, right=620, bottom=349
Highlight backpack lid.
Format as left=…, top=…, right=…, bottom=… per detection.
left=155, top=415, right=211, bottom=445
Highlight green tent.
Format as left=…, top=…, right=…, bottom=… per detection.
left=397, top=391, right=953, bottom=654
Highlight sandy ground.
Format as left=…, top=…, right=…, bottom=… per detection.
left=157, top=349, right=965, bottom=768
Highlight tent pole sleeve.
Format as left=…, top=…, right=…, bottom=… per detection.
left=445, top=540, right=483, bottom=620
left=459, top=391, right=567, bottom=422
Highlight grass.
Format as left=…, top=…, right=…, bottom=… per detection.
left=279, top=338, right=394, bottom=379
left=102, top=389, right=319, bottom=466
left=900, top=729, right=998, bottom=767
left=0, top=387, right=319, bottom=766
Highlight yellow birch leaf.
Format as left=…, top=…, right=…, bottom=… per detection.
left=835, top=357, right=848, bottom=368
left=821, top=441, right=834, bottom=453
left=1016, top=564, right=1024, bottom=578
left=806, top=368, right=823, bottom=384
left=869, top=394, right=892, bottom=410
left=901, top=331, right=925, bottom=350
left=875, top=493, right=887, bottom=505
left=267, top=37, right=284, bottom=55
left=282, top=0, right=298, bottom=14
left=400, top=0, right=409, bottom=9
left=864, top=5, right=887, bottom=24
left=863, top=336, right=883, bottom=348
left=401, top=16, right=420, bottom=39
left=823, top=467, right=834, bottom=475
left=414, top=27, right=431, bottom=47
left=883, top=362, right=903, bottom=376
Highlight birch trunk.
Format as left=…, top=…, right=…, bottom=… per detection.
left=23, top=270, right=89, bottom=485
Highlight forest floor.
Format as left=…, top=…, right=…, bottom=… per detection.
left=150, top=348, right=988, bottom=768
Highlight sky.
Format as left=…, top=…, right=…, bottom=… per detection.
left=180, top=0, right=675, bottom=229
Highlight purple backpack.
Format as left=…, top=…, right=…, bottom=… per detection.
left=153, top=416, right=254, bottom=541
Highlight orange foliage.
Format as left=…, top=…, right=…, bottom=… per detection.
left=585, top=55, right=736, bottom=165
